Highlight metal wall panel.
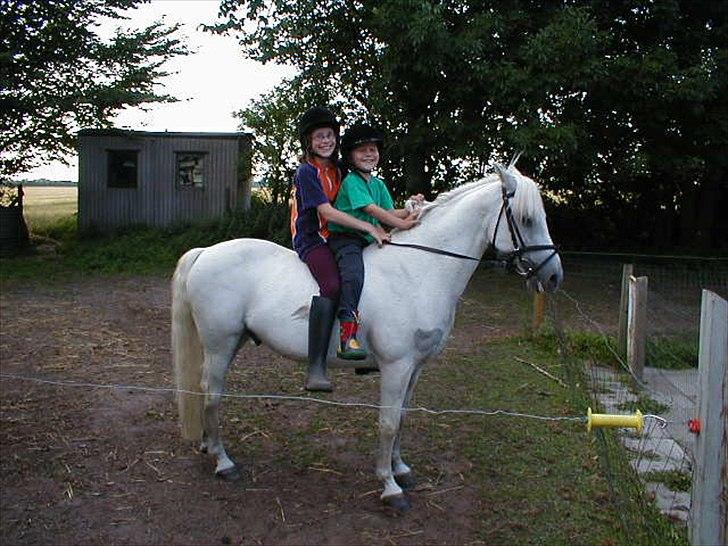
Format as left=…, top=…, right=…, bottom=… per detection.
left=78, top=131, right=251, bottom=231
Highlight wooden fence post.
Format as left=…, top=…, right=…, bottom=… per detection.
left=618, top=263, right=634, bottom=360
left=532, top=292, right=546, bottom=332
left=627, top=275, right=647, bottom=382
left=689, top=290, right=727, bottom=546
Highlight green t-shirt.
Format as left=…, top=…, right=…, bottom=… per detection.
left=329, top=172, right=395, bottom=243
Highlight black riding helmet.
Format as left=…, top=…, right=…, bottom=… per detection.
left=340, top=123, right=384, bottom=166
left=297, top=106, right=340, bottom=155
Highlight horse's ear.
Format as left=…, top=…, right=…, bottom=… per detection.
left=495, top=163, right=518, bottom=195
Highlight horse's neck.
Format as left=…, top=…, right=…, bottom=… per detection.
left=394, top=182, right=499, bottom=260
left=382, top=182, right=500, bottom=297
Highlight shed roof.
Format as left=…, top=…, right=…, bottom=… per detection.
left=78, top=128, right=252, bottom=140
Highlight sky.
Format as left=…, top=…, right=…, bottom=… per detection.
left=19, top=0, right=294, bottom=181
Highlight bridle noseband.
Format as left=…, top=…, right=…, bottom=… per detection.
left=387, top=185, right=559, bottom=279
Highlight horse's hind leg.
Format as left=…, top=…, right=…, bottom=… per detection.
left=392, top=363, right=423, bottom=491
left=200, top=338, right=240, bottom=480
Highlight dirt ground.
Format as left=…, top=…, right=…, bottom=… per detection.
left=1, top=274, right=522, bottom=546
left=2, top=261, right=710, bottom=545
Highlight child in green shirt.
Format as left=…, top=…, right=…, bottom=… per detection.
left=328, top=123, right=421, bottom=359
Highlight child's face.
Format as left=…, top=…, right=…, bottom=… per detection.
left=309, top=127, right=337, bottom=158
left=350, top=143, right=379, bottom=173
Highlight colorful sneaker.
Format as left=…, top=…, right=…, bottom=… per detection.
left=337, top=320, right=367, bottom=360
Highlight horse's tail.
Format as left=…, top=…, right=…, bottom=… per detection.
left=171, top=247, right=205, bottom=441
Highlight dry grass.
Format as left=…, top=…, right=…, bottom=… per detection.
left=22, top=186, right=77, bottom=232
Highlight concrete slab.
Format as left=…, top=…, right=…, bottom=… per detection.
left=642, top=367, right=698, bottom=459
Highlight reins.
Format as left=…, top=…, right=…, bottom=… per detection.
left=387, top=184, right=559, bottom=278
left=385, top=241, right=481, bottom=262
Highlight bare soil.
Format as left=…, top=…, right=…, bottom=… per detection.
left=1, top=274, right=518, bottom=546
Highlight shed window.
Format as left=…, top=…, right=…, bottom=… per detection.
left=107, top=150, right=139, bottom=188
left=176, top=152, right=206, bottom=188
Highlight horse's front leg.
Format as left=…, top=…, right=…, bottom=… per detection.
left=391, top=363, right=424, bottom=491
left=377, top=358, right=416, bottom=511
left=201, top=345, right=239, bottom=480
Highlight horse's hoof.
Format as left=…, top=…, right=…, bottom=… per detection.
left=216, top=465, right=242, bottom=482
left=383, top=494, right=411, bottom=514
left=394, top=472, right=417, bottom=491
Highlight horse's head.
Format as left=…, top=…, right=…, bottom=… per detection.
left=490, top=164, right=563, bottom=293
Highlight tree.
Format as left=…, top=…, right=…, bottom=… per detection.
left=0, top=0, right=188, bottom=177
left=212, top=0, right=727, bottom=250
left=235, top=77, right=343, bottom=205
left=209, top=1, right=613, bottom=199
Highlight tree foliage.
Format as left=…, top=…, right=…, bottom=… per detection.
left=212, top=0, right=727, bottom=250
left=235, top=78, right=339, bottom=205
left=0, top=0, right=188, bottom=176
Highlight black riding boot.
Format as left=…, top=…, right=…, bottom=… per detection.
left=305, top=296, right=336, bottom=392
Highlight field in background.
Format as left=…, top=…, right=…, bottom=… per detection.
left=22, top=186, right=77, bottom=233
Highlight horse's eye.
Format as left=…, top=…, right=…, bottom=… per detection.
left=522, top=216, right=533, bottom=228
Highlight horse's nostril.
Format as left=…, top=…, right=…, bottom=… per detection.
left=548, top=273, right=560, bottom=290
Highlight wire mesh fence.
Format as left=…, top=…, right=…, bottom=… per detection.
left=543, top=253, right=727, bottom=544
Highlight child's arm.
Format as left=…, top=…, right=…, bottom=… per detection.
left=362, top=204, right=419, bottom=231
left=317, top=202, right=389, bottom=245
left=389, top=208, right=412, bottom=219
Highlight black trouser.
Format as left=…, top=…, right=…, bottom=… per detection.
left=328, top=233, right=368, bottom=322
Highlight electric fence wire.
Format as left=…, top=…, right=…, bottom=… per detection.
left=0, top=371, right=587, bottom=423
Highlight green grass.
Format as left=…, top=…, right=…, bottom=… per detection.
left=643, top=470, right=692, bottom=493
left=423, top=336, right=687, bottom=545
left=0, top=194, right=291, bottom=282
left=532, top=328, right=620, bottom=366
left=646, top=336, right=698, bottom=369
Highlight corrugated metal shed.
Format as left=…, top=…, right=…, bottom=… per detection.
left=77, top=129, right=252, bottom=231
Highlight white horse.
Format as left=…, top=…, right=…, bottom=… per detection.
left=171, top=165, right=563, bottom=511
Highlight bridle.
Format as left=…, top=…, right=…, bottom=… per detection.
left=481, top=186, right=560, bottom=278
left=387, top=185, right=559, bottom=279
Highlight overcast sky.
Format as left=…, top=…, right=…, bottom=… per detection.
left=20, top=0, right=293, bottom=181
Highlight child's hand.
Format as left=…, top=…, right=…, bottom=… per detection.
left=398, top=212, right=420, bottom=231
left=368, top=225, right=390, bottom=247
left=405, top=194, right=426, bottom=217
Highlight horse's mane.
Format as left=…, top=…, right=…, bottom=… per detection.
left=508, top=169, right=547, bottom=222
left=417, top=169, right=545, bottom=223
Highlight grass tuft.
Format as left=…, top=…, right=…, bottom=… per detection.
left=643, top=470, right=692, bottom=493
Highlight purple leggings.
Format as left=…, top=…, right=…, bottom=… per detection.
left=304, top=244, right=341, bottom=301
